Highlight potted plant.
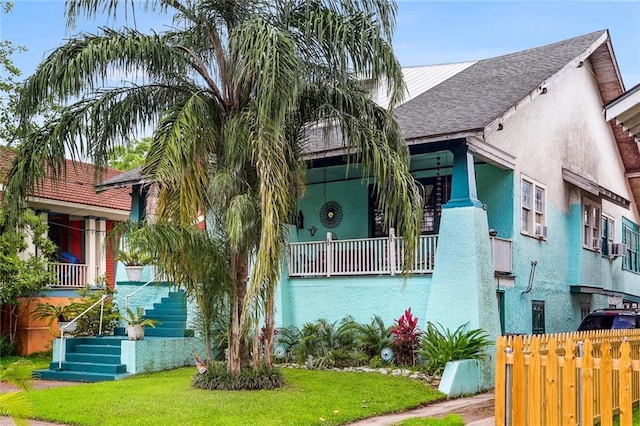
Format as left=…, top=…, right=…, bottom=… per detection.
left=123, top=307, right=160, bottom=341
left=116, top=249, right=153, bottom=281
left=31, top=302, right=79, bottom=335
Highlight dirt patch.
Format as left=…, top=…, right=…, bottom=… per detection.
left=432, top=398, right=494, bottom=423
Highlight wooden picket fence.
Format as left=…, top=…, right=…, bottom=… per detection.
left=495, top=330, right=640, bottom=426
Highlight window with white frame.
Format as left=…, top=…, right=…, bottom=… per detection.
left=521, top=177, right=546, bottom=237
left=583, top=199, right=601, bottom=251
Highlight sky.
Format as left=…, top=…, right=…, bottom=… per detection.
left=2, top=0, right=640, bottom=88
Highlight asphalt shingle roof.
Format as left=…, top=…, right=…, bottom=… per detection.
left=395, top=30, right=607, bottom=140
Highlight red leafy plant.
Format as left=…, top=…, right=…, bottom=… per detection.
left=390, top=308, right=422, bottom=366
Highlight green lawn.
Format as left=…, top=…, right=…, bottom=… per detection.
left=0, top=353, right=51, bottom=370
left=399, top=415, right=465, bottom=426
left=27, top=367, right=445, bottom=425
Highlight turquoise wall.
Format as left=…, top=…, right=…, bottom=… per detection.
left=276, top=274, right=431, bottom=329
left=299, top=178, right=370, bottom=241
left=476, top=165, right=514, bottom=238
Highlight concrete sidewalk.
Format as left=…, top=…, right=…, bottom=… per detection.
left=349, top=391, right=495, bottom=425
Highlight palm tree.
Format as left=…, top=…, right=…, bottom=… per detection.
left=6, top=0, right=423, bottom=374
left=0, top=361, right=34, bottom=424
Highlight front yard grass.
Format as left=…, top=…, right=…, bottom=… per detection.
left=28, top=367, right=445, bottom=425
left=0, top=353, right=50, bottom=370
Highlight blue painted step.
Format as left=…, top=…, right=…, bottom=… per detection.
left=74, top=344, right=121, bottom=355
left=35, top=369, right=128, bottom=382
left=49, top=361, right=126, bottom=374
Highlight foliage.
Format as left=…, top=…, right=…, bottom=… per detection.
left=0, top=209, right=56, bottom=306
left=418, top=322, right=492, bottom=376
left=0, top=360, right=34, bottom=424
left=108, top=137, right=150, bottom=171
left=72, top=287, right=121, bottom=337
left=296, top=317, right=365, bottom=368
left=354, top=314, right=392, bottom=358
left=192, top=362, right=284, bottom=391
left=115, top=249, right=153, bottom=267
left=275, top=325, right=302, bottom=363
left=31, top=303, right=77, bottom=325
left=114, top=221, right=231, bottom=363
left=28, top=367, right=445, bottom=425
left=6, top=0, right=424, bottom=377
left=391, top=308, right=423, bottom=367
left=0, top=336, right=15, bottom=357
left=123, top=307, right=159, bottom=328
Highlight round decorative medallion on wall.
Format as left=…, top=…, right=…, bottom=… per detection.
left=319, top=201, right=343, bottom=228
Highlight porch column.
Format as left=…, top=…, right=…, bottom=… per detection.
left=444, top=144, right=483, bottom=209
left=425, top=143, right=501, bottom=388
left=21, top=211, right=48, bottom=261
left=85, top=216, right=97, bottom=286
left=96, top=218, right=107, bottom=285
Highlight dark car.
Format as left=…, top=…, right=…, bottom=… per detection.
left=577, top=309, right=640, bottom=331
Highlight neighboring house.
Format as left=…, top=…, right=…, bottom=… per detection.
left=0, top=147, right=131, bottom=354
left=106, top=30, right=640, bottom=342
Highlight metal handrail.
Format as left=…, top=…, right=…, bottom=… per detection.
left=58, top=294, right=107, bottom=370
left=124, top=275, right=161, bottom=310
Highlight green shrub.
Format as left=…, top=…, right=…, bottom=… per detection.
left=73, top=287, right=120, bottom=336
left=295, top=317, right=362, bottom=368
left=192, top=361, right=284, bottom=390
left=418, top=322, right=492, bottom=376
left=275, top=325, right=301, bottom=363
left=0, top=336, right=15, bottom=356
left=354, top=315, right=392, bottom=359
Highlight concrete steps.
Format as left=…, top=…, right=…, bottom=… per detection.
left=35, top=291, right=191, bottom=382
left=35, top=337, right=129, bottom=382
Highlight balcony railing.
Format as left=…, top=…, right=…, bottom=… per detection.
left=49, top=263, right=93, bottom=288
left=288, top=229, right=438, bottom=277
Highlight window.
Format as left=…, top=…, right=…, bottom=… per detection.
left=583, top=199, right=601, bottom=251
left=369, top=176, right=451, bottom=237
left=601, top=214, right=615, bottom=256
left=521, top=177, right=546, bottom=237
left=623, top=218, right=640, bottom=273
left=580, top=302, right=591, bottom=320
left=532, top=300, right=545, bottom=334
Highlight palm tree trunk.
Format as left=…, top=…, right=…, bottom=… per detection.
left=263, top=294, right=275, bottom=369
left=228, top=253, right=249, bottom=374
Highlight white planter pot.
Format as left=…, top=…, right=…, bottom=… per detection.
left=125, top=266, right=144, bottom=282
left=127, top=324, right=145, bottom=341
left=59, top=321, right=77, bottom=335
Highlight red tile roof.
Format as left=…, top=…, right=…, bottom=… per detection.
left=0, top=146, right=131, bottom=212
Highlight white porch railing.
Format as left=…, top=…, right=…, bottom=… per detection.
left=49, top=263, right=95, bottom=288
left=491, top=236, right=513, bottom=274
left=288, top=229, right=438, bottom=277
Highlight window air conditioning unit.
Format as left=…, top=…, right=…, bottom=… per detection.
left=592, top=238, right=601, bottom=251
left=535, top=224, right=547, bottom=239
left=610, top=243, right=627, bottom=258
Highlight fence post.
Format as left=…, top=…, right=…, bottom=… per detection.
left=505, top=346, right=513, bottom=426
left=577, top=341, right=583, bottom=426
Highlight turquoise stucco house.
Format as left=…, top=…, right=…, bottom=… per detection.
left=274, top=29, right=640, bottom=340
left=103, top=30, right=640, bottom=344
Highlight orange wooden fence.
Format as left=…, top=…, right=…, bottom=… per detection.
left=495, top=330, right=640, bottom=426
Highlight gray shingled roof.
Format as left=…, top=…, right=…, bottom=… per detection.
left=396, top=30, right=607, bottom=141
left=95, top=166, right=143, bottom=192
